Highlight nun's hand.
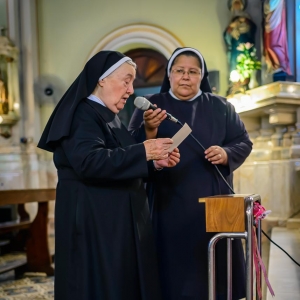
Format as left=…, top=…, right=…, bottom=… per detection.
left=154, top=148, right=180, bottom=168
left=143, top=138, right=173, bottom=161
left=143, top=105, right=167, bottom=139
left=143, top=105, right=167, bottom=129
left=204, top=146, right=228, bottom=165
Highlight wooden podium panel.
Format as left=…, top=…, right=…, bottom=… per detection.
left=199, top=195, right=249, bottom=232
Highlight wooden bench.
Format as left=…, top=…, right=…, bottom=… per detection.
left=0, top=188, right=56, bottom=276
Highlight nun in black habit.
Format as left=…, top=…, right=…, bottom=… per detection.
left=128, top=47, right=253, bottom=300
left=37, top=51, right=181, bottom=300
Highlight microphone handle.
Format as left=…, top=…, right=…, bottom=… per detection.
left=148, top=103, right=158, bottom=110
left=148, top=103, right=178, bottom=124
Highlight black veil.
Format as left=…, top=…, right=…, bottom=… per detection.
left=38, top=51, right=127, bottom=152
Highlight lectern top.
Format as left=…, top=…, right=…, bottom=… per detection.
left=199, top=194, right=259, bottom=203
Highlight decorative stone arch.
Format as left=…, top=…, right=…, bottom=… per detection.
left=87, top=24, right=184, bottom=60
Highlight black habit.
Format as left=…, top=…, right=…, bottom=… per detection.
left=37, top=51, right=163, bottom=300
left=128, top=92, right=252, bottom=300
left=53, top=100, right=161, bottom=300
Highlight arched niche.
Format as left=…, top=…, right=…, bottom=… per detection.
left=87, top=24, right=184, bottom=60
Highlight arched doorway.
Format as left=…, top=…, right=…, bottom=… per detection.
left=118, top=48, right=168, bottom=127
left=125, top=48, right=167, bottom=88
left=87, top=24, right=183, bottom=60
left=87, top=24, right=183, bottom=126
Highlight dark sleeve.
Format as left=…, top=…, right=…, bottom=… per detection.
left=128, top=108, right=163, bottom=182
left=60, top=103, right=149, bottom=181
left=222, top=101, right=253, bottom=174
left=128, top=107, right=147, bottom=143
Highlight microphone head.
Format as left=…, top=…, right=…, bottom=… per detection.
left=134, top=97, right=150, bottom=111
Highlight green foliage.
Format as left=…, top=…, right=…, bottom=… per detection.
left=236, top=43, right=261, bottom=81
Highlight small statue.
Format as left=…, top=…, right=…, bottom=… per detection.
left=0, top=78, right=6, bottom=101
left=224, top=0, right=257, bottom=75
left=0, top=75, right=8, bottom=114
left=0, top=27, right=19, bottom=117
left=0, top=28, right=20, bottom=138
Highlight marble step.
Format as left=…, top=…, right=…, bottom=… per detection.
left=286, top=218, right=300, bottom=229
left=286, top=211, right=300, bottom=229
left=266, top=227, right=300, bottom=300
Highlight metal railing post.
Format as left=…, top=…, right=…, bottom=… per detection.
left=227, top=238, right=232, bottom=300
left=245, top=197, right=254, bottom=299
left=208, top=233, right=247, bottom=300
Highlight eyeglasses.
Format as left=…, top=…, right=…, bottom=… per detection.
left=171, top=68, right=201, bottom=78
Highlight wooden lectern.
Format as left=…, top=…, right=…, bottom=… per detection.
left=199, top=194, right=247, bottom=232
left=199, top=194, right=262, bottom=300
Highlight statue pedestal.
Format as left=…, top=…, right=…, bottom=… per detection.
left=228, top=81, right=300, bottom=223
left=233, top=159, right=300, bottom=221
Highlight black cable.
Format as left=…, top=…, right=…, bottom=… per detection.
left=175, top=117, right=300, bottom=267
left=262, top=229, right=300, bottom=267
left=176, top=119, right=235, bottom=193
left=189, top=131, right=235, bottom=194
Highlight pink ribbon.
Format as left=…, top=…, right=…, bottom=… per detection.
left=253, top=201, right=271, bottom=225
left=252, top=201, right=275, bottom=298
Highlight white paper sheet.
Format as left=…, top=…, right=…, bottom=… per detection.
left=169, top=123, right=192, bottom=152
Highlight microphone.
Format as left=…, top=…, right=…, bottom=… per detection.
left=134, top=96, right=178, bottom=123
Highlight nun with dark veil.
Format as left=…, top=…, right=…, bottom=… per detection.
left=128, top=47, right=253, bottom=300
left=37, top=50, right=181, bottom=300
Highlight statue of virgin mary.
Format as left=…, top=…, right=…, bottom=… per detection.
left=223, top=0, right=256, bottom=75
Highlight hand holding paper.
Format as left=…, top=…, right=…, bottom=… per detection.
left=154, top=147, right=180, bottom=168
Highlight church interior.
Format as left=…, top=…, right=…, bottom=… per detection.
left=0, top=0, right=299, bottom=299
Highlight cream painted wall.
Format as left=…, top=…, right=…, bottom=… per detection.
left=37, top=0, right=231, bottom=97
left=0, top=0, right=7, bottom=28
